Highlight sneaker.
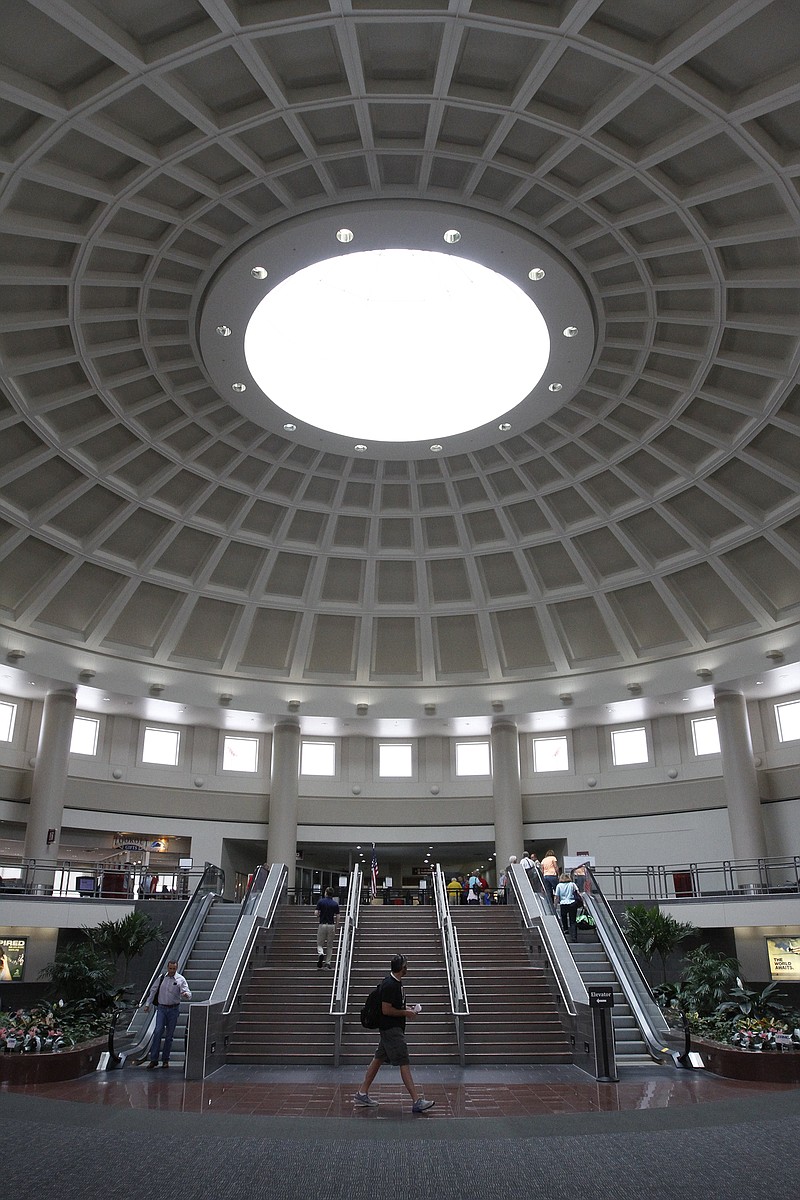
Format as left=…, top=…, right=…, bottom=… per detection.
left=146, top=1061, right=158, bottom=1070
left=412, top=1098, right=435, bottom=1113
left=317, top=954, right=324, bottom=969
left=353, top=1092, right=378, bottom=1108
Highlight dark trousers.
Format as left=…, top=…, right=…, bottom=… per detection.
left=560, top=902, right=579, bottom=942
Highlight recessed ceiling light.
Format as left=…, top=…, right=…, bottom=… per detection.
left=430, top=444, right=443, bottom=452
left=443, top=229, right=461, bottom=244
left=283, top=423, right=296, bottom=431
left=498, top=422, right=511, bottom=431
left=548, top=382, right=562, bottom=392
left=250, top=266, right=268, bottom=279
left=563, top=326, right=578, bottom=337
left=216, top=325, right=231, bottom=337
left=354, top=444, right=367, bottom=452
left=336, top=228, right=354, bottom=243
left=232, top=382, right=246, bottom=392
left=528, top=268, right=545, bottom=281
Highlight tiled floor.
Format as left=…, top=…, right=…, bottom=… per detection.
left=2, top=1063, right=794, bottom=1120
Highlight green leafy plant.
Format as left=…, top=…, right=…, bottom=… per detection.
left=89, top=911, right=164, bottom=984
left=39, top=940, right=120, bottom=1009
left=679, top=945, right=739, bottom=1015
left=715, top=980, right=794, bottom=1022
left=623, top=904, right=697, bottom=983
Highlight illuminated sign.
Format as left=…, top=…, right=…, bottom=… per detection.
left=0, top=938, right=26, bottom=981
left=766, top=937, right=800, bottom=982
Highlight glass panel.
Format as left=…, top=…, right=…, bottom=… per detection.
left=142, top=726, right=180, bottom=766
left=455, top=740, right=491, bottom=776
left=0, top=701, right=17, bottom=742
left=379, top=743, right=413, bottom=777
left=532, top=735, right=569, bottom=772
left=222, top=735, right=259, bottom=772
left=300, top=740, right=336, bottom=776
left=611, top=726, right=648, bottom=765
left=70, top=716, right=99, bottom=756
left=691, top=716, right=720, bottom=756
left=776, top=699, right=800, bottom=743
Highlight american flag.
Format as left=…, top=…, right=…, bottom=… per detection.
left=370, top=844, right=378, bottom=897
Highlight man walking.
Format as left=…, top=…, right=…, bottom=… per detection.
left=315, top=885, right=339, bottom=970
left=143, top=960, right=191, bottom=1068
left=354, top=954, right=434, bottom=1113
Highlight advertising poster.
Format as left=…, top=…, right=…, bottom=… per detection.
left=766, top=937, right=800, bottom=982
left=0, top=938, right=26, bottom=981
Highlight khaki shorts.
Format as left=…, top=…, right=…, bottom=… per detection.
left=374, top=1025, right=410, bottom=1066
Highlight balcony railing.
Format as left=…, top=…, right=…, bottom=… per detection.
left=591, top=854, right=800, bottom=901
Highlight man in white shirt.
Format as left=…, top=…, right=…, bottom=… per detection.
left=143, top=960, right=191, bottom=1068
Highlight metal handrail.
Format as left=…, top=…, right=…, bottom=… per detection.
left=331, top=864, right=362, bottom=1065
left=589, top=854, right=800, bottom=901
left=432, top=864, right=469, bottom=1065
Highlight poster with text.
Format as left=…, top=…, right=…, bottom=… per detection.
left=0, top=938, right=26, bottom=981
left=766, top=936, right=800, bottom=982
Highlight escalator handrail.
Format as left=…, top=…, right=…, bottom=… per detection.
left=210, top=862, right=286, bottom=1015
left=582, top=866, right=673, bottom=1060
left=508, top=863, right=587, bottom=1013
left=121, top=862, right=225, bottom=1050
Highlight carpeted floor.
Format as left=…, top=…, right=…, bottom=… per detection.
left=2, top=1068, right=798, bottom=1200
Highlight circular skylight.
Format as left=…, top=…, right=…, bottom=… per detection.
left=244, top=249, right=550, bottom=442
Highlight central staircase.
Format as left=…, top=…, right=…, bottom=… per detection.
left=452, top=905, right=572, bottom=1064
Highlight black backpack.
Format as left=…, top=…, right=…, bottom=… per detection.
left=360, top=981, right=384, bottom=1029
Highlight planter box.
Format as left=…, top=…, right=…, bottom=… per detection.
left=694, top=1037, right=800, bottom=1084
left=0, top=1038, right=105, bottom=1084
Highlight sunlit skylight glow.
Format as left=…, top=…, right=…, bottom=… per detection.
left=244, top=249, right=550, bottom=442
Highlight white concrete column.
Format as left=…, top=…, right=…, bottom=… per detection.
left=23, top=687, right=77, bottom=886
left=713, top=688, right=768, bottom=864
left=267, top=720, right=300, bottom=890
left=491, top=719, right=524, bottom=873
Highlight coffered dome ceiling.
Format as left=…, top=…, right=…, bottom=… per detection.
left=1, top=0, right=800, bottom=728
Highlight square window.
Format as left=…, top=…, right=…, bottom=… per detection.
left=71, top=716, right=99, bottom=756
left=300, top=740, right=336, bottom=776
left=0, top=701, right=17, bottom=742
left=776, top=699, right=800, bottom=743
left=222, top=735, right=259, bottom=772
left=379, top=742, right=413, bottom=777
left=455, top=740, right=491, bottom=776
left=142, top=726, right=180, bottom=766
left=533, top=735, right=569, bottom=772
left=611, top=726, right=648, bottom=766
left=691, top=716, right=720, bottom=756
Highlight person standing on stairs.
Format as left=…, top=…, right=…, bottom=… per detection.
left=315, top=885, right=339, bottom=970
left=354, top=954, right=435, bottom=1113
left=143, top=960, right=191, bottom=1068
left=555, top=873, right=581, bottom=943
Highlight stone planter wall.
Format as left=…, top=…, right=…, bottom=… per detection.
left=695, top=1038, right=800, bottom=1084
left=0, top=1038, right=105, bottom=1084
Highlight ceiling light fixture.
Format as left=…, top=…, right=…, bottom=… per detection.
left=430, top=444, right=443, bottom=452
left=283, top=423, right=296, bottom=431
left=216, top=325, right=231, bottom=336
left=354, top=444, right=367, bottom=453
left=528, top=268, right=545, bottom=280
left=548, top=382, right=562, bottom=392
left=498, top=422, right=511, bottom=431
left=443, top=229, right=461, bottom=244
left=563, top=326, right=578, bottom=337
left=232, top=382, right=246, bottom=392
left=250, top=266, right=268, bottom=279
left=336, top=228, right=354, bottom=243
